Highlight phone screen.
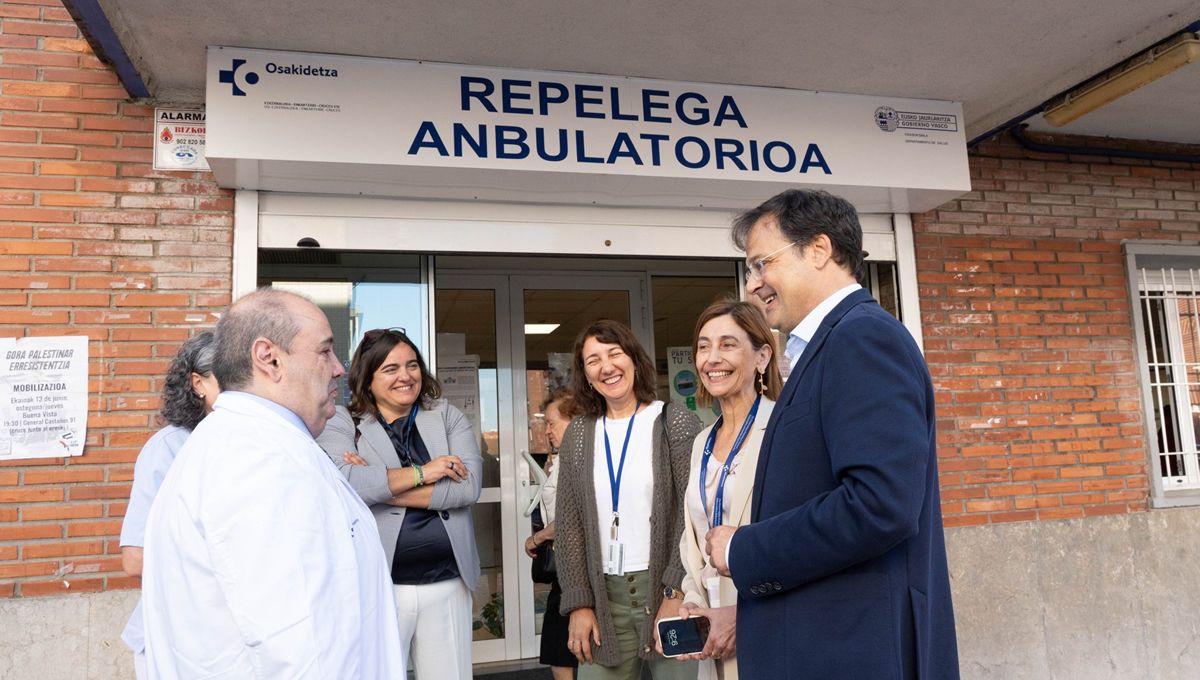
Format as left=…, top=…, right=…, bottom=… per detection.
left=657, top=616, right=710, bottom=658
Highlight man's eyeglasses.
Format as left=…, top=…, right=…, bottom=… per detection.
left=744, top=241, right=803, bottom=282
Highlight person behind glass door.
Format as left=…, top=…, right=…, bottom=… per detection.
left=554, top=319, right=702, bottom=680
left=316, top=328, right=482, bottom=680
left=119, top=331, right=219, bottom=680
left=525, top=389, right=583, bottom=680
left=661, top=300, right=781, bottom=680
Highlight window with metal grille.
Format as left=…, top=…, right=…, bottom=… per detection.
left=1129, top=244, right=1200, bottom=504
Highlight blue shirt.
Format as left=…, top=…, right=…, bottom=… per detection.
left=785, top=283, right=862, bottom=371
left=119, top=424, right=192, bottom=653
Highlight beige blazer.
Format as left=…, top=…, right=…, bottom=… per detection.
left=679, top=398, right=774, bottom=680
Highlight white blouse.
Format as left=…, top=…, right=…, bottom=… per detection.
left=592, top=400, right=663, bottom=574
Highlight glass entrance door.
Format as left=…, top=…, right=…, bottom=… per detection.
left=509, top=275, right=647, bottom=661
left=435, top=271, right=647, bottom=665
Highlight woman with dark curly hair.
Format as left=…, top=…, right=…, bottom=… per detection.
left=118, top=330, right=219, bottom=680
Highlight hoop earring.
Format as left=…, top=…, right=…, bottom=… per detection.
left=756, top=369, right=765, bottom=395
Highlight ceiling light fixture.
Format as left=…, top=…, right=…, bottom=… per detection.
left=1043, top=33, right=1200, bottom=127
left=524, top=323, right=560, bottom=335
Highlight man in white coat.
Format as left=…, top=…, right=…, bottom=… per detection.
left=141, top=289, right=406, bottom=679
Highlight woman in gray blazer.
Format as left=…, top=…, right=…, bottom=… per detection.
left=316, top=328, right=482, bottom=680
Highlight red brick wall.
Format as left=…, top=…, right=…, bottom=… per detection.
left=0, top=0, right=232, bottom=598
left=918, top=133, right=1200, bottom=527
left=1, top=0, right=1195, bottom=598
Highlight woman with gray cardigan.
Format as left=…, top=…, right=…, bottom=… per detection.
left=555, top=319, right=701, bottom=680
left=317, top=328, right=482, bottom=680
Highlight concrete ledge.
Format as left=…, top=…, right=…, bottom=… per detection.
left=948, top=507, right=1200, bottom=679
left=4, top=509, right=1200, bottom=678
left=0, top=588, right=137, bottom=680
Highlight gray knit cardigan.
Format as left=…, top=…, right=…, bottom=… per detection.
left=555, top=401, right=702, bottom=666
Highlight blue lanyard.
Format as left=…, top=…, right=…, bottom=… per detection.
left=405, top=402, right=419, bottom=435
left=700, top=395, right=760, bottom=529
left=603, top=403, right=641, bottom=526
left=378, top=402, right=419, bottom=464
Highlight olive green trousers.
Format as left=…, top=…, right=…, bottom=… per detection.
left=577, top=570, right=699, bottom=680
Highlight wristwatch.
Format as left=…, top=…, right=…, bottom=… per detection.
left=662, top=585, right=684, bottom=600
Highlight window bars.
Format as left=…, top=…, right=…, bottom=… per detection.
left=1138, top=267, right=1200, bottom=489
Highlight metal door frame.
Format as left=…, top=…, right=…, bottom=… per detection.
left=435, top=269, right=648, bottom=663
left=507, top=272, right=648, bottom=659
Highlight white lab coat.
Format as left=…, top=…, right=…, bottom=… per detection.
left=141, top=392, right=405, bottom=679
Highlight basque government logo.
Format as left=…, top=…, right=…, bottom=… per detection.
left=219, top=59, right=259, bottom=96
left=874, top=106, right=899, bottom=132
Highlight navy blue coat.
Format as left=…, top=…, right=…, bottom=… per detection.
left=729, top=289, right=959, bottom=679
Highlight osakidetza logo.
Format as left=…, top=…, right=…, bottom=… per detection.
left=218, top=57, right=339, bottom=96
left=218, top=59, right=259, bottom=96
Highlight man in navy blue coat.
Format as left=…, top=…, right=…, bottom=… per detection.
left=706, top=189, right=959, bottom=679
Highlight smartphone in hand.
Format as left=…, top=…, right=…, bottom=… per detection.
left=657, top=615, right=710, bottom=658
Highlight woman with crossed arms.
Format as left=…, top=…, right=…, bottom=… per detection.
left=667, top=299, right=781, bottom=680
left=317, top=328, right=481, bottom=680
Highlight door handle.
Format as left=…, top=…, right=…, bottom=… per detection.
left=521, top=449, right=547, bottom=518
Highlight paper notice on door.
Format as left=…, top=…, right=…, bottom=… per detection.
left=438, top=354, right=482, bottom=436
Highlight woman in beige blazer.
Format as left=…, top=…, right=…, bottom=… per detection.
left=672, top=300, right=782, bottom=680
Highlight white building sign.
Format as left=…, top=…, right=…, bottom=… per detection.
left=205, top=47, right=970, bottom=212
left=0, top=336, right=88, bottom=460
left=154, top=108, right=209, bottom=171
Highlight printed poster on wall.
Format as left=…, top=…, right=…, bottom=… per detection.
left=667, top=346, right=718, bottom=426
left=0, top=336, right=88, bottom=460
left=154, top=108, right=209, bottom=171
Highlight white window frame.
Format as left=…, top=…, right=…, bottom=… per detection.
left=1126, top=242, right=1200, bottom=507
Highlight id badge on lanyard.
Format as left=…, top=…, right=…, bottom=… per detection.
left=607, top=515, right=626, bottom=575
left=604, top=405, right=639, bottom=576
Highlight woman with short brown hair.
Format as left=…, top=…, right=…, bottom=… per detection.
left=669, top=299, right=781, bottom=679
